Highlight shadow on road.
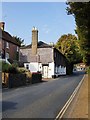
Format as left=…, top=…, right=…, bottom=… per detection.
left=2, top=101, right=17, bottom=112
left=73, top=71, right=86, bottom=76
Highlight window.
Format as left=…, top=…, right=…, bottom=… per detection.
left=17, top=46, right=19, bottom=52
left=6, top=42, right=9, bottom=48
left=6, top=52, right=9, bottom=60
left=26, top=64, right=29, bottom=70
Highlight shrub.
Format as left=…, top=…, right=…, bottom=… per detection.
left=2, top=61, right=19, bottom=73
left=9, top=73, right=26, bottom=88
left=2, top=61, right=11, bottom=73
left=8, top=65, right=18, bottom=74
left=32, top=72, right=42, bottom=84
left=26, top=71, right=32, bottom=78
left=17, top=67, right=29, bottom=73
left=86, top=66, right=90, bottom=74
left=12, top=62, right=18, bottom=67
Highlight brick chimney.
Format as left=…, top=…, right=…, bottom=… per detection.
left=0, top=22, right=5, bottom=30
left=32, top=27, right=38, bottom=55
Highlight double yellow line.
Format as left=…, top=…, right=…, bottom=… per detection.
left=55, top=74, right=85, bottom=119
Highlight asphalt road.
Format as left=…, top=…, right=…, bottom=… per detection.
left=2, top=71, right=84, bottom=118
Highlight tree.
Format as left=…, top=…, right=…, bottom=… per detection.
left=55, top=34, right=82, bottom=64
left=13, top=36, right=24, bottom=46
left=66, top=2, right=90, bottom=65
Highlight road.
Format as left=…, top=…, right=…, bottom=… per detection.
left=2, top=71, right=84, bottom=118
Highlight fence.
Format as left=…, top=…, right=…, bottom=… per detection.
left=2, top=72, right=9, bottom=88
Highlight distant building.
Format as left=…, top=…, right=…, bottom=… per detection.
left=73, top=63, right=86, bottom=71
left=0, top=22, right=20, bottom=62
left=20, top=27, right=67, bottom=78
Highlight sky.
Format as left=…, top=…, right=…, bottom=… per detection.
left=2, top=2, right=76, bottom=45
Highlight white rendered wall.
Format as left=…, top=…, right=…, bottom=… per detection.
left=24, top=62, right=66, bottom=78
left=30, top=62, right=39, bottom=72
left=24, top=62, right=42, bottom=73
left=48, top=62, right=54, bottom=78
left=24, top=62, right=38, bottom=72
left=24, top=63, right=30, bottom=70
left=38, top=63, right=42, bottom=73
left=54, top=65, right=66, bottom=76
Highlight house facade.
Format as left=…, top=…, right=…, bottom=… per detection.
left=73, top=63, right=86, bottom=72
left=0, top=22, right=20, bottom=62
left=20, top=27, right=67, bottom=78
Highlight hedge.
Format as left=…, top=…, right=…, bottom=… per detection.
left=31, top=72, right=42, bottom=84
left=9, top=73, right=26, bottom=88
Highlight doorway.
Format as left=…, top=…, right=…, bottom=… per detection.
left=43, top=65, right=48, bottom=78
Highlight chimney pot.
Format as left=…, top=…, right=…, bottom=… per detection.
left=0, top=22, right=5, bottom=30
left=32, top=26, right=38, bottom=31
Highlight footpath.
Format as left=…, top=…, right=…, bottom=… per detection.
left=63, top=74, right=88, bottom=119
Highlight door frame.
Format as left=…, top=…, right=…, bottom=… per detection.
left=42, top=64, right=49, bottom=78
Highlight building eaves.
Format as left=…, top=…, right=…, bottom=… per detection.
left=0, top=28, right=20, bottom=46
left=20, top=41, right=52, bottom=49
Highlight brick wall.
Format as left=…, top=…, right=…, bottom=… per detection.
left=1, top=39, right=19, bottom=61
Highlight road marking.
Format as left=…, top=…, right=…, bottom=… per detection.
left=55, top=74, right=85, bottom=120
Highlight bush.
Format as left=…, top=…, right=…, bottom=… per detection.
left=32, top=72, right=42, bottom=84
left=9, top=73, right=26, bottom=88
left=2, top=61, right=11, bottom=73
left=12, top=62, right=18, bottom=67
left=2, top=61, right=19, bottom=73
left=18, top=62, right=24, bottom=67
left=86, top=66, right=90, bottom=74
left=17, top=67, right=28, bottom=73
left=8, top=66, right=18, bottom=74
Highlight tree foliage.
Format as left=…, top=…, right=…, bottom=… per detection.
left=55, top=34, right=82, bottom=64
left=13, top=36, right=24, bottom=46
left=66, top=2, right=90, bottom=65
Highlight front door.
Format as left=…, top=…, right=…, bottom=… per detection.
left=43, top=66, right=48, bottom=78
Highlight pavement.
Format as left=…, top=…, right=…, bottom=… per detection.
left=63, top=74, right=88, bottom=118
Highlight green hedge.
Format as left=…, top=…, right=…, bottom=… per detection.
left=9, top=73, right=26, bottom=88
left=86, top=66, right=90, bottom=74
left=2, top=62, right=26, bottom=74
left=8, top=72, right=42, bottom=88
left=2, top=61, right=11, bottom=73
left=31, top=72, right=42, bottom=84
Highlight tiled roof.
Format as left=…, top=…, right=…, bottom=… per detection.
left=0, top=28, right=20, bottom=46
left=21, top=41, right=52, bottom=49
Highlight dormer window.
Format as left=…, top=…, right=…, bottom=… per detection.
left=6, top=42, right=9, bottom=48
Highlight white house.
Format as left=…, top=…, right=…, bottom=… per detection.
left=20, top=27, right=67, bottom=78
